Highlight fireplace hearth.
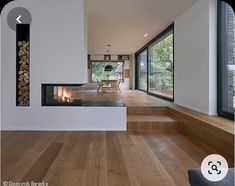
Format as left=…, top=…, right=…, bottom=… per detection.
left=42, top=84, right=85, bottom=106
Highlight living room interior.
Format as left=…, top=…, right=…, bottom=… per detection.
left=0, top=0, right=234, bottom=185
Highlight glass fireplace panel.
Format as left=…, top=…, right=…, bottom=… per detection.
left=42, top=84, right=84, bottom=106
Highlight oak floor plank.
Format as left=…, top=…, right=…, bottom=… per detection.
left=131, top=135, right=177, bottom=186
left=144, top=131, right=199, bottom=186
left=1, top=132, right=45, bottom=180
left=7, top=132, right=55, bottom=181
left=170, top=132, right=216, bottom=164
left=21, top=143, right=63, bottom=182
left=44, top=141, right=81, bottom=185
left=106, top=132, right=131, bottom=186
left=1, top=131, right=21, bottom=144
left=1, top=131, right=229, bottom=186
left=118, top=133, right=149, bottom=186
left=84, top=132, right=108, bottom=186
left=59, top=169, right=87, bottom=186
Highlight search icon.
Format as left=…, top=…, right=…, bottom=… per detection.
left=201, top=154, right=228, bottom=181
left=211, top=164, right=218, bottom=171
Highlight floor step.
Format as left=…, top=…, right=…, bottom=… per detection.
left=127, top=115, right=178, bottom=131
left=127, top=106, right=168, bottom=115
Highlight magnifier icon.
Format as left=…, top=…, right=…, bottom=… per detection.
left=211, top=164, right=218, bottom=171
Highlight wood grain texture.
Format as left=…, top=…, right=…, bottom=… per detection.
left=84, top=90, right=232, bottom=130
left=1, top=131, right=222, bottom=186
left=85, top=90, right=233, bottom=135
left=83, top=90, right=171, bottom=107
left=127, top=106, right=168, bottom=115
left=168, top=106, right=234, bottom=166
left=21, top=143, right=63, bottom=182
left=1, top=91, right=234, bottom=185
left=128, top=115, right=175, bottom=122
left=169, top=105, right=234, bottom=134
left=127, top=122, right=179, bottom=131
left=127, top=115, right=179, bottom=131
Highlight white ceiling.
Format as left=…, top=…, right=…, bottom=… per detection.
left=86, top=0, right=197, bottom=55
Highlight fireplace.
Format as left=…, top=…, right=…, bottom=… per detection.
left=41, top=84, right=85, bottom=106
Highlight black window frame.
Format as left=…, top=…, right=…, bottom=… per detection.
left=135, top=24, right=174, bottom=102
left=217, top=0, right=235, bottom=120
left=135, top=48, right=148, bottom=92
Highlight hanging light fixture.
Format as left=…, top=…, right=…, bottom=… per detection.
left=106, top=44, right=111, bottom=53
left=104, top=65, right=113, bottom=72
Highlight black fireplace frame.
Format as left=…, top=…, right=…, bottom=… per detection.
left=41, top=83, right=84, bottom=106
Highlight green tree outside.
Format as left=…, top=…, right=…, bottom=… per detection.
left=91, top=62, right=122, bottom=82
left=149, top=33, right=173, bottom=96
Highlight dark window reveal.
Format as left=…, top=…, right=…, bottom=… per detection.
left=217, top=0, right=235, bottom=120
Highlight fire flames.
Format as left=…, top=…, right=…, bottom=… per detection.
left=57, top=87, right=73, bottom=102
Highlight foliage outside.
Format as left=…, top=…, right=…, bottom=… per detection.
left=149, top=33, right=173, bottom=97
left=138, top=33, right=173, bottom=98
left=92, top=62, right=123, bottom=82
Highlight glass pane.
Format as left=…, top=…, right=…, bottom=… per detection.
left=91, top=61, right=123, bottom=82
left=42, top=85, right=84, bottom=106
left=137, top=50, right=147, bottom=91
left=219, top=1, right=235, bottom=116
left=148, top=31, right=173, bottom=99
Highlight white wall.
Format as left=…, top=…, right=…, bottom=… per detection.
left=1, top=0, right=126, bottom=131
left=3, top=107, right=126, bottom=131
left=174, top=0, right=217, bottom=115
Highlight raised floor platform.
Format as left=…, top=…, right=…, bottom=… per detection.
left=84, top=90, right=234, bottom=165
left=84, top=90, right=233, bottom=135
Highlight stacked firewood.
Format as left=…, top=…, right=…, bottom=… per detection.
left=17, top=40, right=30, bottom=106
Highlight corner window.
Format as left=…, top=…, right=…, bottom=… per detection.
left=135, top=24, right=174, bottom=101
left=218, top=0, right=235, bottom=119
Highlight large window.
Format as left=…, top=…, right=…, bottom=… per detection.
left=148, top=30, right=173, bottom=99
left=91, top=61, right=124, bottom=82
left=218, top=1, right=235, bottom=120
left=136, top=49, right=147, bottom=91
left=135, top=24, right=174, bottom=101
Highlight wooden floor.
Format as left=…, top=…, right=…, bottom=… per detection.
left=1, top=90, right=234, bottom=185
left=84, top=90, right=171, bottom=107
left=1, top=131, right=218, bottom=186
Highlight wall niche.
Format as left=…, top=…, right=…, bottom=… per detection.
left=16, top=24, right=30, bottom=106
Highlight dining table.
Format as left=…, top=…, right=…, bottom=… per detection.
left=97, top=80, right=118, bottom=93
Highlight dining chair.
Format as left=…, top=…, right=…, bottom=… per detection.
left=96, top=79, right=103, bottom=93
left=114, top=79, right=122, bottom=93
